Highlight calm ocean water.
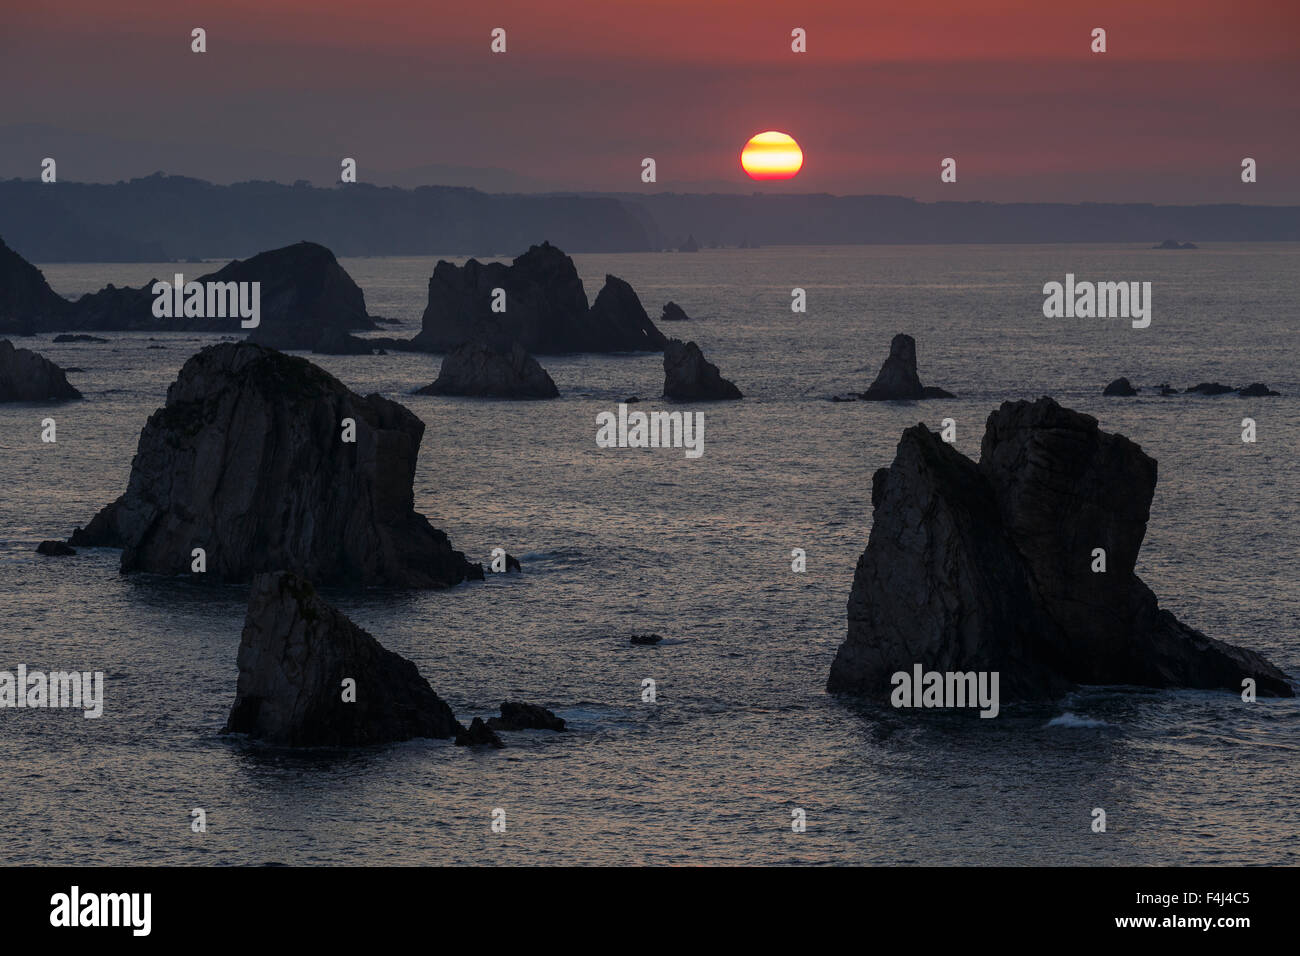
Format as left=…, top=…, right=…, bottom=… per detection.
left=1, top=243, right=1297, bottom=865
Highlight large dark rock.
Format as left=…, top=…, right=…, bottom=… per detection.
left=0, top=236, right=71, bottom=335
left=663, top=338, right=742, bottom=400
left=860, top=333, right=954, bottom=400
left=68, top=343, right=480, bottom=588
left=1103, top=377, right=1139, bottom=396
left=41, top=241, right=375, bottom=338
left=415, top=338, right=558, bottom=399
left=0, top=339, right=82, bottom=401
left=224, top=572, right=462, bottom=746
left=487, top=701, right=566, bottom=732
left=828, top=397, right=1293, bottom=700
left=1237, top=383, right=1279, bottom=397
left=411, top=242, right=666, bottom=354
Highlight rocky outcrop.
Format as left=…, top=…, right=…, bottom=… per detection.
left=1187, top=382, right=1234, bottom=395
left=11, top=241, right=376, bottom=339
left=0, top=237, right=71, bottom=335
left=455, top=717, right=505, bottom=748
left=1237, top=383, right=1280, bottom=397
left=224, top=572, right=463, bottom=746
left=660, top=302, right=690, bottom=322
left=411, top=242, right=666, bottom=354
left=827, top=397, right=1293, bottom=700
left=53, top=334, right=108, bottom=344
left=68, top=343, right=480, bottom=588
left=36, top=541, right=76, bottom=556
left=487, top=701, right=566, bottom=732
left=630, top=633, right=663, bottom=645
left=0, top=339, right=82, bottom=401
left=859, top=333, right=954, bottom=400
left=663, top=338, right=742, bottom=400
left=1103, top=377, right=1139, bottom=396
left=415, top=338, right=558, bottom=399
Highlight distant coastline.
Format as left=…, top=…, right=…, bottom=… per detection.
left=4, top=173, right=1299, bottom=263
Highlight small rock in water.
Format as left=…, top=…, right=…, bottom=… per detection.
left=630, top=633, right=663, bottom=645
left=36, top=540, right=76, bottom=556
left=487, top=701, right=566, bottom=732
left=1102, top=377, right=1139, bottom=396
left=455, top=717, right=506, bottom=748
left=1237, top=382, right=1279, bottom=397
left=1187, top=382, right=1234, bottom=395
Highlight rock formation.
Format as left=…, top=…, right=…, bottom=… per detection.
left=1187, top=382, right=1235, bottom=395
left=1103, top=377, right=1139, bottom=396
left=827, top=397, right=1293, bottom=701
left=859, top=333, right=954, bottom=400
left=411, top=242, right=666, bottom=353
left=660, top=302, right=690, bottom=322
left=455, top=717, right=505, bottom=748
left=36, top=541, right=76, bottom=556
left=53, top=334, right=108, bottom=344
left=630, top=634, right=663, bottom=645
left=415, top=338, right=559, bottom=399
left=224, top=572, right=462, bottom=746
left=487, top=701, right=566, bottom=732
left=3, top=240, right=376, bottom=340
left=663, top=338, right=742, bottom=400
left=69, top=343, right=480, bottom=588
left=0, top=237, right=71, bottom=335
left=0, top=339, right=82, bottom=401
left=1237, top=383, right=1280, bottom=397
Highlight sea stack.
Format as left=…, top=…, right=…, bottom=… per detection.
left=663, top=338, right=742, bottom=400
left=69, top=342, right=480, bottom=588
left=415, top=338, right=559, bottom=398
left=411, top=242, right=666, bottom=354
left=827, top=397, right=1292, bottom=700
left=860, top=333, right=954, bottom=400
left=0, top=339, right=82, bottom=401
left=1102, top=377, right=1139, bottom=396
left=660, top=302, right=690, bottom=322
left=224, top=572, right=463, bottom=746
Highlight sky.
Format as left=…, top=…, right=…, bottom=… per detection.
left=2, top=0, right=1298, bottom=202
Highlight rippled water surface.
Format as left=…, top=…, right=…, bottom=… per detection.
left=2, top=244, right=1297, bottom=864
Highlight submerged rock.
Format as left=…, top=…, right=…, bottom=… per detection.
left=0, top=339, right=82, bottom=401
left=412, top=242, right=666, bottom=354
left=487, top=701, right=566, bottom=732
left=36, top=540, right=76, bottom=556
left=224, top=572, right=462, bottom=746
left=660, top=302, right=690, bottom=322
left=1237, top=382, right=1280, bottom=397
left=53, top=334, right=109, bottom=344
left=1156, top=383, right=1179, bottom=396
left=859, top=333, right=954, bottom=400
left=630, top=633, right=663, bottom=645
left=827, top=397, right=1293, bottom=701
left=663, top=338, right=742, bottom=400
left=1103, top=377, right=1139, bottom=396
left=415, top=338, right=559, bottom=399
left=455, top=717, right=506, bottom=748
left=68, top=342, right=480, bottom=588
left=1187, top=382, right=1234, bottom=395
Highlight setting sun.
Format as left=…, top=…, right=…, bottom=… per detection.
left=741, top=131, right=803, bottom=180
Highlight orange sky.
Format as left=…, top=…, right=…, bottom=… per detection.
left=2, top=0, right=1297, bottom=200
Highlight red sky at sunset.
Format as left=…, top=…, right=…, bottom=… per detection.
left=2, top=0, right=1297, bottom=201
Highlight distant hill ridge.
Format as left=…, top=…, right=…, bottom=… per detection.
left=1, top=173, right=1297, bottom=261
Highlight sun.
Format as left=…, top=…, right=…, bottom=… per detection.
left=741, top=131, right=803, bottom=180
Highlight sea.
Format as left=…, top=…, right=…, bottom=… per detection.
left=1, top=243, right=1297, bottom=865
